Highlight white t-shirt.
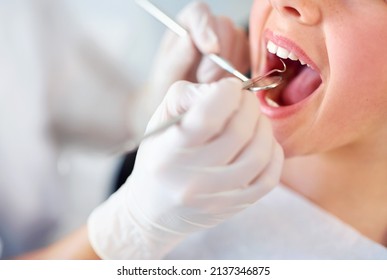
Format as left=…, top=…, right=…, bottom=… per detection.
left=165, top=185, right=387, bottom=259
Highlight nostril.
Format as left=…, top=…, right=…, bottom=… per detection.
left=283, top=6, right=301, bottom=17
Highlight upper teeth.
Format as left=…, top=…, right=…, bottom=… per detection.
left=267, top=40, right=307, bottom=66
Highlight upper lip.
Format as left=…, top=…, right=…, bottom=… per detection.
left=264, top=29, right=320, bottom=73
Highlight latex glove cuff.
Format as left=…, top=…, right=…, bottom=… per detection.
left=87, top=185, right=184, bottom=260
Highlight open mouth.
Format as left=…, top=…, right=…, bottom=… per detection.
left=262, top=40, right=323, bottom=108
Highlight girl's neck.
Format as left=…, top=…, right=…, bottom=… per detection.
left=281, top=143, right=387, bottom=246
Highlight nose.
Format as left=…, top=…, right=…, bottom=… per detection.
left=269, top=0, right=322, bottom=25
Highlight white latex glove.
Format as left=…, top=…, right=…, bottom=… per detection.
left=147, top=1, right=250, bottom=108
left=88, top=78, right=284, bottom=259
left=135, top=2, right=250, bottom=141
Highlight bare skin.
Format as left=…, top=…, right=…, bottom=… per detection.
left=282, top=138, right=387, bottom=246
left=16, top=226, right=100, bottom=260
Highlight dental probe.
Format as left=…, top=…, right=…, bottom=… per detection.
left=134, top=0, right=285, bottom=91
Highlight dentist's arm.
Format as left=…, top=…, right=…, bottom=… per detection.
left=17, top=79, right=283, bottom=260
left=15, top=226, right=99, bottom=260
left=88, top=78, right=284, bottom=259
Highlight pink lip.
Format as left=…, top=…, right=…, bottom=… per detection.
left=264, top=30, right=320, bottom=72
left=256, top=29, right=322, bottom=119
left=256, top=90, right=318, bottom=119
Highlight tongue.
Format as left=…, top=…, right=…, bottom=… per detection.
left=281, top=67, right=322, bottom=105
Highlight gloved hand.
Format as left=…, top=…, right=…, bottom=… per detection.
left=141, top=1, right=250, bottom=120
left=88, top=78, right=284, bottom=259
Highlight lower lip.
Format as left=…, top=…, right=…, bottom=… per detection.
left=255, top=88, right=318, bottom=119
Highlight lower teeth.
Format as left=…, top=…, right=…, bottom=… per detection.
left=265, top=96, right=280, bottom=107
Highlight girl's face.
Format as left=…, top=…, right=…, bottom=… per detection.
left=250, top=0, right=387, bottom=157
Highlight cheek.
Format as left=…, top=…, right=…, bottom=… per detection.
left=325, top=18, right=387, bottom=123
